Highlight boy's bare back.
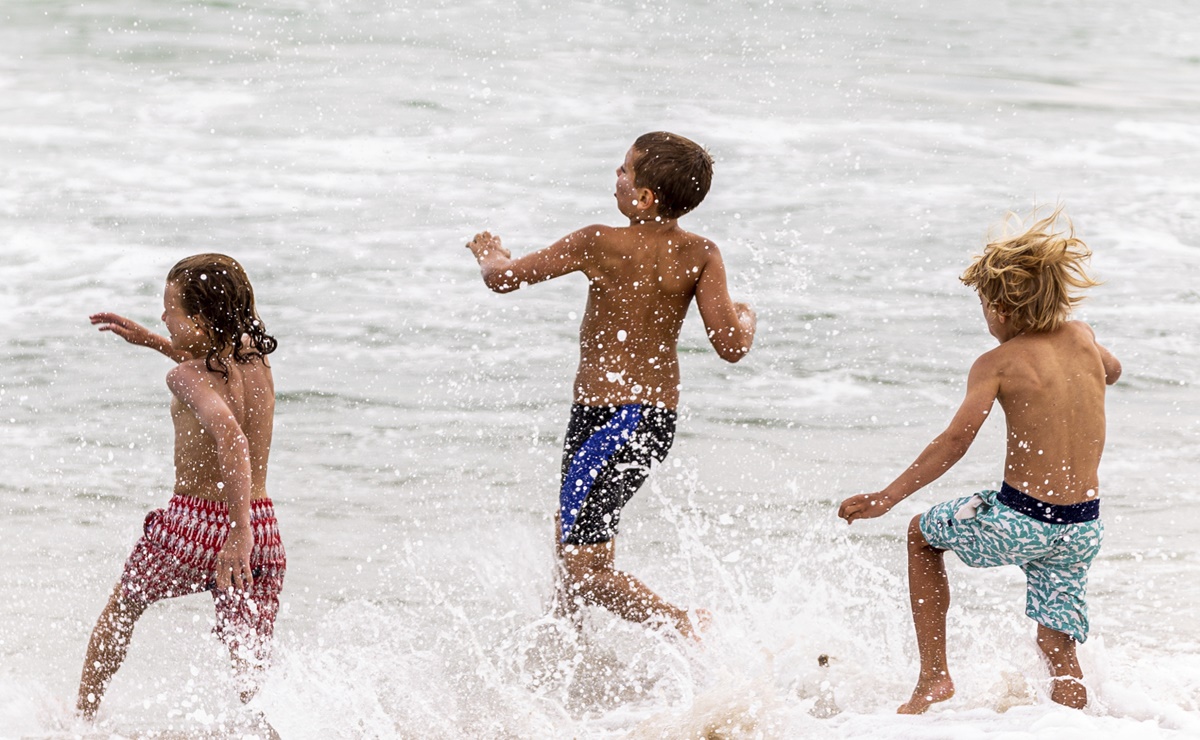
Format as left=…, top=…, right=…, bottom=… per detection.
left=982, top=321, right=1118, bottom=503
left=568, top=222, right=746, bottom=408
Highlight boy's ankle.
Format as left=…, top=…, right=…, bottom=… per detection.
left=1049, top=675, right=1087, bottom=708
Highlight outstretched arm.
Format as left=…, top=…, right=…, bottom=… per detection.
left=465, top=228, right=594, bottom=293
left=91, top=312, right=191, bottom=362
left=694, top=244, right=755, bottom=362
left=166, top=363, right=254, bottom=590
left=839, top=354, right=1001, bottom=523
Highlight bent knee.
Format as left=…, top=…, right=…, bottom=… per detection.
left=559, top=543, right=612, bottom=582
left=907, top=515, right=928, bottom=547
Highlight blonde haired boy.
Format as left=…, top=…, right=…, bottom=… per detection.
left=839, top=208, right=1121, bottom=713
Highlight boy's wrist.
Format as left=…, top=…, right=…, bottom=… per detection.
left=878, top=488, right=905, bottom=506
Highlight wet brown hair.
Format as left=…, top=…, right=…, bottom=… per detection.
left=167, top=253, right=276, bottom=378
left=632, top=131, right=713, bottom=220
left=961, top=206, right=1100, bottom=333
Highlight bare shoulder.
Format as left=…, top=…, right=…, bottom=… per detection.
left=675, top=230, right=721, bottom=265
left=166, top=358, right=213, bottom=390
left=575, top=223, right=618, bottom=247
left=971, top=344, right=1009, bottom=376
left=165, top=358, right=231, bottom=400
left=1057, top=321, right=1106, bottom=356
left=1064, top=320, right=1099, bottom=342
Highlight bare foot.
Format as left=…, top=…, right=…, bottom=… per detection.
left=677, top=607, right=712, bottom=642
left=897, top=674, right=955, bottom=714
left=1049, top=675, right=1087, bottom=709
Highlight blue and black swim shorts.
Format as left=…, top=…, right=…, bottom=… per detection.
left=558, top=403, right=676, bottom=546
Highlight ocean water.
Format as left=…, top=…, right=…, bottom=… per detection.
left=1, top=0, right=1198, bottom=737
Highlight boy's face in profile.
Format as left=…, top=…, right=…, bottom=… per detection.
left=614, top=146, right=649, bottom=220
left=162, top=281, right=209, bottom=356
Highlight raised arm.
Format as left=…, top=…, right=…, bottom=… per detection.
left=166, top=363, right=254, bottom=590
left=465, top=227, right=595, bottom=293
left=91, top=312, right=191, bottom=363
left=694, top=244, right=756, bottom=362
left=839, top=353, right=1001, bottom=523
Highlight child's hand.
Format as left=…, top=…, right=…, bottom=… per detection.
left=735, top=302, right=757, bottom=333
left=838, top=492, right=898, bottom=523
left=215, top=525, right=255, bottom=591
left=466, top=231, right=510, bottom=261
left=90, top=312, right=155, bottom=348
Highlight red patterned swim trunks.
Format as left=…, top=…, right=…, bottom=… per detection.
left=119, top=494, right=286, bottom=661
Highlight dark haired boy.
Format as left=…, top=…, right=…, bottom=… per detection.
left=467, top=132, right=756, bottom=638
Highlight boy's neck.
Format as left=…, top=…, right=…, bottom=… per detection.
left=627, top=214, right=679, bottom=230
left=995, top=323, right=1027, bottom=343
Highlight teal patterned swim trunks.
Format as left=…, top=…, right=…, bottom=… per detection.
left=919, top=482, right=1103, bottom=643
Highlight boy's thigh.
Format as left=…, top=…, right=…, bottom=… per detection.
left=919, top=492, right=1053, bottom=568
left=562, top=445, right=655, bottom=545
left=120, top=507, right=211, bottom=605
left=1019, top=520, right=1103, bottom=643
left=558, top=405, right=675, bottom=546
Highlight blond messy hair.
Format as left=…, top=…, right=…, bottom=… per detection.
left=960, top=206, right=1100, bottom=333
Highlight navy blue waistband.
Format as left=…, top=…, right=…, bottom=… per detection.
left=998, top=482, right=1100, bottom=524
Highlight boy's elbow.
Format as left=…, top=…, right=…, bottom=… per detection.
left=482, top=269, right=518, bottom=294
left=714, top=335, right=754, bottom=362
left=718, top=345, right=750, bottom=363
left=710, top=327, right=754, bottom=363
left=1106, top=361, right=1122, bottom=385
left=223, top=429, right=251, bottom=457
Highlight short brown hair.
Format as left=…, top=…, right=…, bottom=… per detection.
left=167, top=253, right=276, bottom=378
left=632, top=132, right=713, bottom=219
left=961, top=207, right=1100, bottom=333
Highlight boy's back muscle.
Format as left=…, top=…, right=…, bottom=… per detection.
left=992, top=321, right=1108, bottom=504
left=575, top=225, right=712, bottom=408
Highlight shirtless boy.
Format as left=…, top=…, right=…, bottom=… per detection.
left=78, top=254, right=285, bottom=720
left=466, top=132, right=756, bottom=639
left=839, top=208, right=1121, bottom=713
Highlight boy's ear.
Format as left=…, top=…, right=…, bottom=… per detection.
left=635, top=186, right=657, bottom=212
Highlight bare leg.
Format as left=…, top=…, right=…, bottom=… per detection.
left=552, top=515, right=586, bottom=633
left=1036, top=624, right=1087, bottom=708
left=559, top=536, right=706, bottom=640
left=213, top=586, right=276, bottom=706
left=77, top=584, right=147, bottom=720
left=222, top=635, right=281, bottom=740
left=898, top=515, right=955, bottom=714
